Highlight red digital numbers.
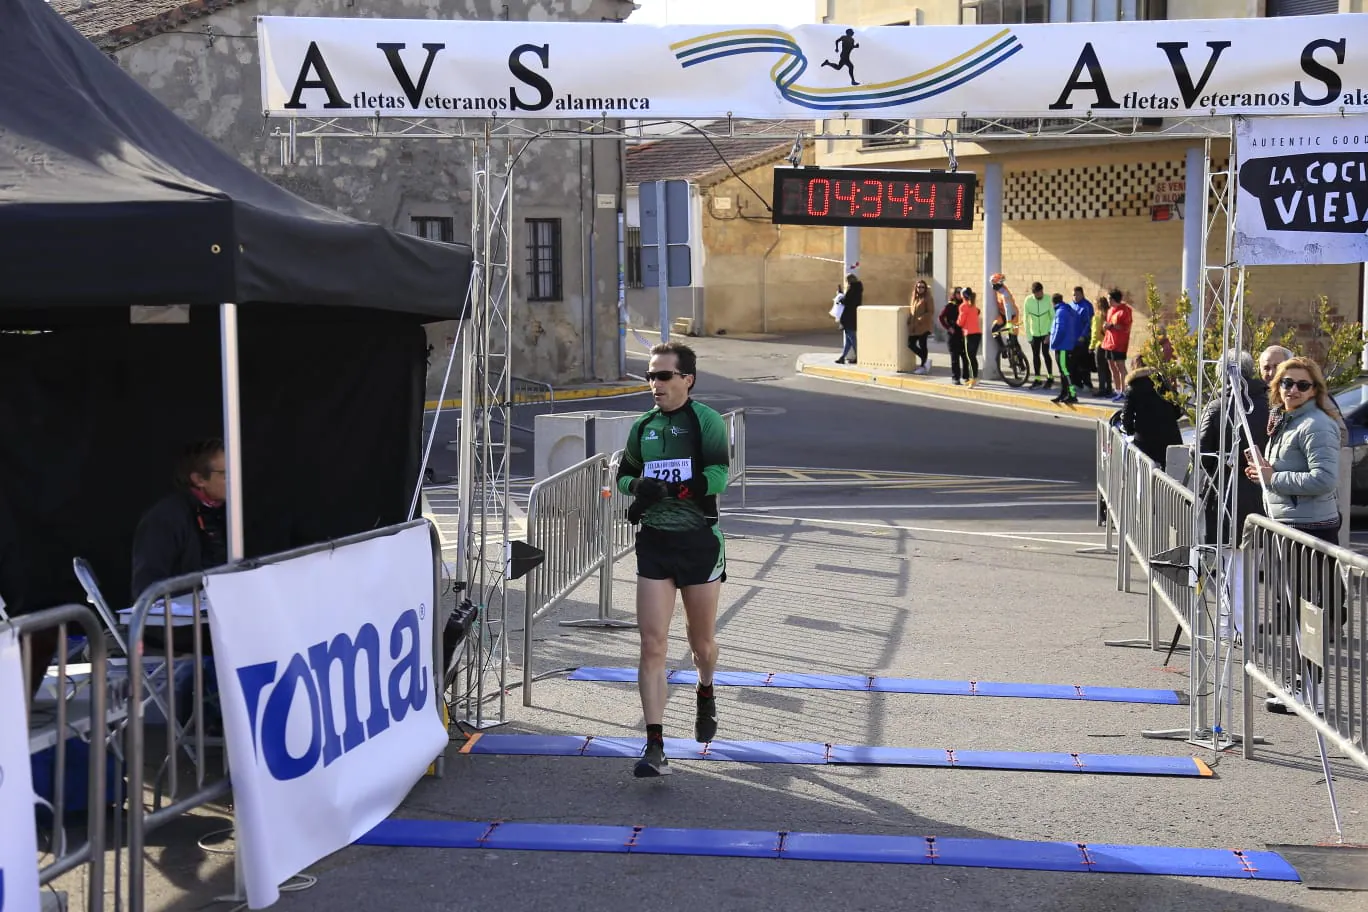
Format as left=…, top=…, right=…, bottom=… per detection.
left=807, top=178, right=830, bottom=216
left=834, top=180, right=858, bottom=214
left=783, top=170, right=974, bottom=227
left=862, top=180, right=882, bottom=218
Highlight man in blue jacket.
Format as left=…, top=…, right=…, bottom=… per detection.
left=1068, top=287, right=1094, bottom=392
left=1049, top=293, right=1079, bottom=405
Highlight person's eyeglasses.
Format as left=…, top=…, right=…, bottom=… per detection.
left=646, top=370, right=689, bottom=382
left=1279, top=378, right=1314, bottom=392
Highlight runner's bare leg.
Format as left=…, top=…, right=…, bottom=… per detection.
left=636, top=576, right=677, bottom=724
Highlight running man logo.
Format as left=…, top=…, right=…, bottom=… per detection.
left=670, top=27, right=1022, bottom=112
left=234, top=609, right=430, bottom=782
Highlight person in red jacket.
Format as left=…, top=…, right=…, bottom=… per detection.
left=956, top=287, right=983, bottom=387
left=1101, top=289, right=1132, bottom=403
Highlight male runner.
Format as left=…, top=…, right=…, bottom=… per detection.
left=820, top=28, right=861, bottom=85
left=616, top=341, right=730, bottom=777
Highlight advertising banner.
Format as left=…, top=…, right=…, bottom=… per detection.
left=205, top=524, right=446, bottom=909
left=258, top=15, right=1368, bottom=122
left=1235, top=114, right=1368, bottom=266
left=0, top=627, right=40, bottom=912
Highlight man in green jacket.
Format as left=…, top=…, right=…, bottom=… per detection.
left=616, top=342, right=730, bottom=777
left=1022, top=281, right=1054, bottom=389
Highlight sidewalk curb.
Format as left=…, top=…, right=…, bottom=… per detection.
left=797, top=362, right=1116, bottom=421
left=425, top=383, right=650, bottom=412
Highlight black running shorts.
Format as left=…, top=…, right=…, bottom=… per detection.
left=635, top=525, right=726, bottom=587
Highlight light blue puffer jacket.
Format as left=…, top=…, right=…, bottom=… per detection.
left=1262, top=403, right=1343, bottom=525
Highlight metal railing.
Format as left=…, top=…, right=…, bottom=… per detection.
left=1118, top=440, right=1157, bottom=591
left=11, top=603, right=111, bottom=911
left=1149, top=467, right=1196, bottom=644
left=725, top=408, right=748, bottom=507
left=124, top=519, right=444, bottom=912
left=1242, top=515, right=1367, bottom=833
left=521, top=454, right=614, bottom=705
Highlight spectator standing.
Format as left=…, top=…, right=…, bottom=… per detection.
left=1198, top=350, right=1269, bottom=544
left=835, top=273, right=862, bottom=364
left=1258, top=345, right=1293, bottom=386
left=940, top=289, right=967, bottom=385
left=1023, top=281, right=1053, bottom=389
left=907, top=279, right=934, bottom=375
left=1246, top=356, right=1345, bottom=714
left=1120, top=367, right=1182, bottom=464
left=1101, top=289, right=1132, bottom=401
left=1048, top=293, right=1079, bottom=405
left=1069, top=287, right=1094, bottom=392
left=1089, top=297, right=1114, bottom=398
left=957, top=287, right=983, bottom=388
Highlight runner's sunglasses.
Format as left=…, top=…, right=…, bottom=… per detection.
left=1279, top=377, right=1314, bottom=392
left=646, top=369, right=691, bottom=382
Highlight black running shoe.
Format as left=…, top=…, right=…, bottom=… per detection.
left=634, top=741, right=671, bottom=777
left=695, top=693, right=718, bottom=743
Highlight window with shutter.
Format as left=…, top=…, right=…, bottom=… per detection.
left=1266, top=0, right=1339, bottom=15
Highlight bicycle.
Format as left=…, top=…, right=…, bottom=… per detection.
left=992, top=323, right=1031, bottom=388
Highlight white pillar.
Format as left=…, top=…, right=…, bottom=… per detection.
left=983, top=162, right=1003, bottom=372
left=219, top=302, right=244, bottom=562
left=1182, top=146, right=1204, bottom=333
left=844, top=226, right=860, bottom=276
left=932, top=228, right=950, bottom=320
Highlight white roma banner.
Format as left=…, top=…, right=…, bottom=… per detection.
left=1234, top=114, right=1368, bottom=266
left=0, top=627, right=40, bottom=912
left=205, top=523, right=446, bottom=909
left=257, top=15, right=1368, bottom=122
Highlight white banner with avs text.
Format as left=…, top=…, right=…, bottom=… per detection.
left=0, top=627, right=40, bottom=912
left=257, top=15, right=1368, bottom=122
left=206, top=523, right=446, bottom=909
left=1235, top=114, right=1368, bottom=267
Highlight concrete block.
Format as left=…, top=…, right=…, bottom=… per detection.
left=856, top=306, right=917, bottom=373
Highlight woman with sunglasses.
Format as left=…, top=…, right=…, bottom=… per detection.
left=1246, top=357, right=1346, bottom=715
left=1246, top=358, right=1345, bottom=545
left=906, top=279, right=934, bottom=374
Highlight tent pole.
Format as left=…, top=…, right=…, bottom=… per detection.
left=220, top=302, right=245, bottom=562
left=217, top=301, right=248, bottom=905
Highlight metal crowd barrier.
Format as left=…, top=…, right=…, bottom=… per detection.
left=1149, top=468, right=1196, bottom=646
left=521, top=453, right=614, bottom=705
left=12, top=603, right=111, bottom=912
left=124, top=519, right=444, bottom=912
left=1242, top=515, right=1367, bottom=779
left=1117, top=441, right=1157, bottom=592
left=724, top=408, right=748, bottom=507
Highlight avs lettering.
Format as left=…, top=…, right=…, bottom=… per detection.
left=283, top=40, right=649, bottom=114
left=235, top=609, right=429, bottom=782
left=1239, top=152, right=1368, bottom=233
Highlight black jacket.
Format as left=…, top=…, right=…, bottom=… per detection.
left=1198, top=377, right=1270, bottom=543
left=0, top=486, right=25, bottom=616
left=838, top=281, right=863, bottom=331
left=1121, top=375, right=1183, bottom=465
left=130, top=491, right=228, bottom=600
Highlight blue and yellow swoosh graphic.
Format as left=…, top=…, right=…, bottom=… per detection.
left=670, top=28, right=1022, bottom=112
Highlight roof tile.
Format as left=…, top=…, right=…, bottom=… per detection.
left=50, top=0, right=254, bottom=49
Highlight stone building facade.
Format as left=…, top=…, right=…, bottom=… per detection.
left=56, top=0, right=635, bottom=390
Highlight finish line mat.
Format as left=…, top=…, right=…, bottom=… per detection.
left=355, top=819, right=1298, bottom=882
left=567, top=667, right=1186, bottom=705
left=459, top=734, right=1214, bottom=778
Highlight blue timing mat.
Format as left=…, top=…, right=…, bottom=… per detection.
left=460, top=734, right=1214, bottom=778
left=355, top=819, right=1299, bottom=882
left=566, top=666, right=1185, bottom=705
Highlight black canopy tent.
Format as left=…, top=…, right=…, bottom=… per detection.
left=0, top=0, right=474, bottom=611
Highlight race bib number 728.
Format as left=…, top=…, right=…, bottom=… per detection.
left=644, top=458, right=692, bottom=483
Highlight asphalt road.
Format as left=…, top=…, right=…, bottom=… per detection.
left=423, top=332, right=1098, bottom=525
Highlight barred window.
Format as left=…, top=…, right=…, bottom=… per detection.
left=625, top=226, right=644, bottom=289
left=411, top=216, right=454, bottom=243
left=526, top=218, right=562, bottom=302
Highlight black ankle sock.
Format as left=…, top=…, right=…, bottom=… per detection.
left=696, top=684, right=715, bottom=700
left=646, top=723, right=664, bottom=744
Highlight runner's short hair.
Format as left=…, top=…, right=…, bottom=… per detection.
left=650, top=341, right=698, bottom=376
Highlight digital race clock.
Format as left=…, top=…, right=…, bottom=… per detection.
left=771, top=167, right=977, bottom=230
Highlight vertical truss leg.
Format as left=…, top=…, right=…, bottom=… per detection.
left=452, top=126, right=515, bottom=731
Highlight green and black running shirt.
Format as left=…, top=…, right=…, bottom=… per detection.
left=616, top=399, right=730, bottom=532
